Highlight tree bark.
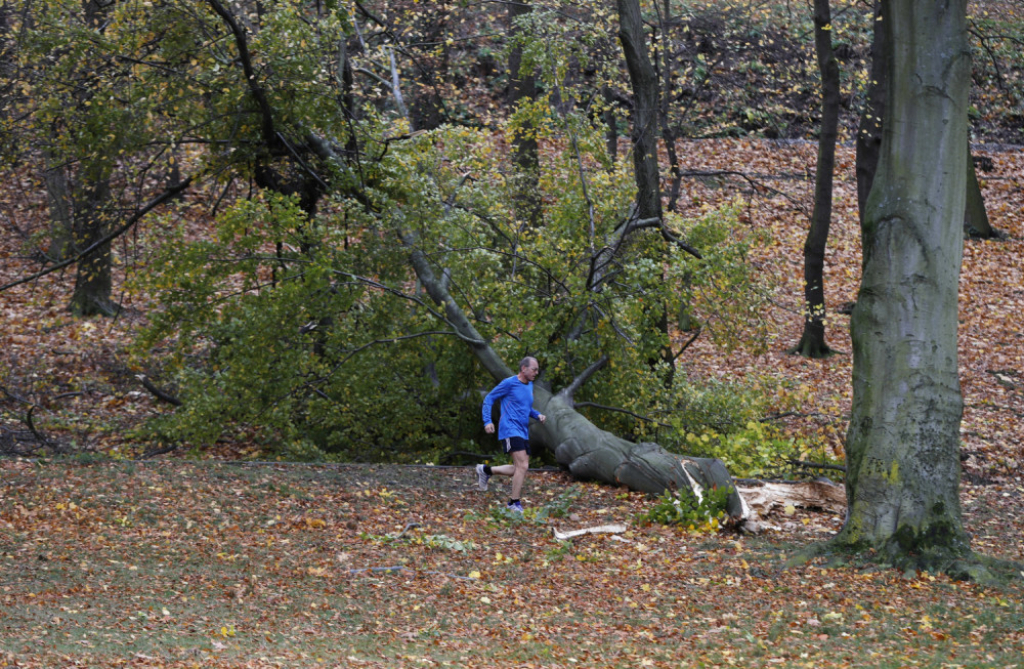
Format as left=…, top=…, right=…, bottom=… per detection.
left=857, top=1, right=995, bottom=244
left=507, top=0, right=541, bottom=227
left=617, top=0, right=661, bottom=222
left=616, top=0, right=676, bottom=380
left=855, top=1, right=888, bottom=225
left=815, top=0, right=986, bottom=577
left=43, top=151, right=74, bottom=261
left=603, top=86, right=619, bottom=164
left=963, top=144, right=995, bottom=238
left=655, top=1, right=684, bottom=212
left=790, top=0, right=839, bottom=359
left=68, top=176, right=118, bottom=317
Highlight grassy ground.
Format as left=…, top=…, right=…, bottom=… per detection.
left=2, top=459, right=1022, bottom=668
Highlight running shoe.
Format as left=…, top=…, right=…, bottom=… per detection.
left=507, top=500, right=524, bottom=514
left=475, top=464, right=490, bottom=491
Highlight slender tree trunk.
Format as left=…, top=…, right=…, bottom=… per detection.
left=790, top=0, right=839, bottom=358
left=69, top=176, right=118, bottom=317
left=408, top=0, right=448, bottom=131
left=963, top=144, right=995, bottom=238
left=855, top=0, right=888, bottom=225
left=616, top=0, right=676, bottom=380
left=62, top=0, right=119, bottom=317
left=507, top=0, right=540, bottom=227
left=822, top=0, right=983, bottom=577
left=655, top=1, right=684, bottom=212
left=603, top=86, right=619, bottom=164
left=43, top=152, right=74, bottom=261
left=617, top=0, right=661, bottom=222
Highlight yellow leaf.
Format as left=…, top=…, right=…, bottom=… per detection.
left=469, top=571, right=481, bottom=579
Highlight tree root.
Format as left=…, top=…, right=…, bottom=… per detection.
left=786, top=537, right=1023, bottom=585
left=786, top=335, right=835, bottom=359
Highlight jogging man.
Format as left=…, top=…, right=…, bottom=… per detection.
left=476, top=356, right=546, bottom=513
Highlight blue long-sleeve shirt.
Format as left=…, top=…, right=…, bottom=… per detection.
left=482, top=375, right=540, bottom=440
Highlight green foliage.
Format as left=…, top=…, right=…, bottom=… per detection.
left=544, top=540, right=574, bottom=562
left=635, top=485, right=732, bottom=530
left=360, top=529, right=475, bottom=553
left=132, top=185, right=482, bottom=458
left=681, top=421, right=800, bottom=479
left=9, top=0, right=797, bottom=462
left=133, top=114, right=771, bottom=458
left=542, top=485, right=583, bottom=519
left=420, top=534, right=476, bottom=553
left=475, top=486, right=581, bottom=526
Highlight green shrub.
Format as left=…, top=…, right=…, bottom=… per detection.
left=635, top=485, right=733, bottom=531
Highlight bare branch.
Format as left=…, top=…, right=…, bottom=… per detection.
left=205, top=0, right=276, bottom=145
left=327, top=269, right=484, bottom=345
left=786, top=458, right=847, bottom=473
left=25, top=405, right=53, bottom=448
left=573, top=401, right=670, bottom=428
left=1, top=177, right=192, bottom=293
left=560, top=355, right=609, bottom=401
left=671, top=328, right=702, bottom=362
left=387, top=47, right=410, bottom=123
left=137, top=375, right=183, bottom=406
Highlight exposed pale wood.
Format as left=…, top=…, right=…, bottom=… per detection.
left=553, top=524, right=629, bottom=541
left=737, top=480, right=847, bottom=519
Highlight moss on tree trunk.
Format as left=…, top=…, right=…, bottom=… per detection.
left=794, top=0, right=1018, bottom=582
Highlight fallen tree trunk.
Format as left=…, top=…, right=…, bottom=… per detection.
left=406, top=241, right=745, bottom=518
left=533, top=388, right=742, bottom=516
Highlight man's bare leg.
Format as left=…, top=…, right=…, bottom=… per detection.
left=489, top=450, right=530, bottom=499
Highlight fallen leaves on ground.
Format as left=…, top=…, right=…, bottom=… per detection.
left=0, top=461, right=1022, bottom=668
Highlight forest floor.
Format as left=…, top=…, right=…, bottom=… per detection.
left=2, top=139, right=1024, bottom=667
left=0, top=460, right=1021, bottom=668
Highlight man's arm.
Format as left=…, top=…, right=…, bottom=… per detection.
left=482, top=378, right=510, bottom=433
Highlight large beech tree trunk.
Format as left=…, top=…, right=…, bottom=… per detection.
left=535, top=390, right=737, bottom=506
left=791, top=0, right=839, bottom=358
left=857, top=1, right=995, bottom=242
left=824, top=0, right=980, bottom=575
left=405, top=241, right=744, bottom=518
